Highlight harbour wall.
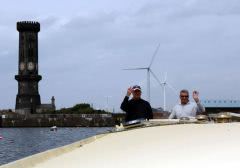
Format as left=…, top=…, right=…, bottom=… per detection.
left=0, top=113, right=125, bottom=127
left=0, top=111, right=168, bottom=127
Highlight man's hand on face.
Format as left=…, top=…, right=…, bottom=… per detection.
left=127, top=87, right=133, bottom=97
left=193, top=91, right=200, bottom=103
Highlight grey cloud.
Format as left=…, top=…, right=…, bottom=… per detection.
left=40, top=16, right=61, bottom=30
left=64, top=12, right=117, bottom=29
left=134, top=0, right=240, bottom=22
left=171, top=0, right=240, bottom=19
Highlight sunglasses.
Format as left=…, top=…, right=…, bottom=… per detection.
left=180, top=95, right=189, bottom=98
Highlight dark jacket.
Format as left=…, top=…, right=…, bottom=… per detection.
left=120, top=96, right=153, bottom=122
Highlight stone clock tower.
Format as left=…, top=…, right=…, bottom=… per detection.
left=15, top=21, right=42, bottom=114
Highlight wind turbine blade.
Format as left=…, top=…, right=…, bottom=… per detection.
left=149, top=69, right=162, bottom=86
left=166, top=83, right=178, bottom=95
left=164, top=72, right=167, bottom=82
left=123, top=68, right=148, bottom=70
left=149, top=43, right=161, bottom=68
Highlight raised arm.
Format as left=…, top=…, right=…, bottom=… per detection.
left=196, top=102, right=206, bottom=115
left=120, top=96, right=130, bottom=112
left=146, top=102, right=153, bottom=120
left=193, top=90, right=206, bottom=115
left=120, top=87, right=132, bottom=112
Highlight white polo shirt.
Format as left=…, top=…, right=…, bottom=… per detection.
left=168, top=101, right=205, bottom=119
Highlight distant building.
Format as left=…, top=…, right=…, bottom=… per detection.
left=15, top=21, right=55, bottom=115
left=201, top=99, right=240, bottom=113
left=36, top=96, right=56, bottom=113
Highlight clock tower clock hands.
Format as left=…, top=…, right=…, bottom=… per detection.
left=19, top=62, right=25, bottom=71
left=27, top=62, right=35, bottom=71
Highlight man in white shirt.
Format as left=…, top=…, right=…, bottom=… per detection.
left=168, top=89, right=205, bottom=119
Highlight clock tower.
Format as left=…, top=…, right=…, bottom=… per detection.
left=15, top=21, right=42, bottom=114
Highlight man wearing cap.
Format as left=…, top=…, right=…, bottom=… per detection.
left=120, top=85, right=153, bottom=122
left=168, top=89, right=206, bottom=119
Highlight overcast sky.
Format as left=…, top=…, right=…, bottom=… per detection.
left=1, top=0, right=240, bottom=112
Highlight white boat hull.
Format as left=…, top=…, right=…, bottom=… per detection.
left=2, top=123, right=240, bottom=168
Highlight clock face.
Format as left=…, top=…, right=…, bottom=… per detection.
left=27, top=62, right=35, bottom=71
left=20, top=62, right=25, bottom=71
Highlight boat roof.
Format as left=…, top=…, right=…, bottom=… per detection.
left=3, top=123, right=240, bottom=168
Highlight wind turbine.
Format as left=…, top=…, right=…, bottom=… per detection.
left=123, top=43, right=161, bottom=103
left=150, top=71, right=177, bottom=111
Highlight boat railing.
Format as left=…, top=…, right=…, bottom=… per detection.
left=114, top=112, right=240, bottom=132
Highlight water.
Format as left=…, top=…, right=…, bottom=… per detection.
left=0, top=127, right=111, bottom=165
